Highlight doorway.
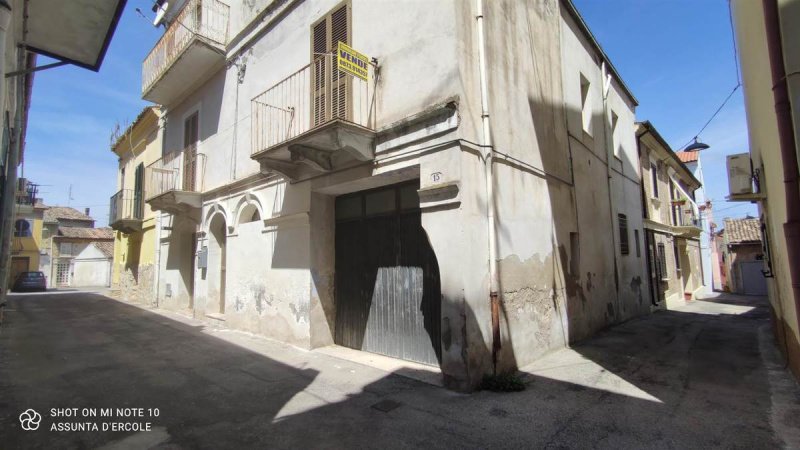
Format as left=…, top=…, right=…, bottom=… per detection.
left=334, top=181, right=442, bottom=366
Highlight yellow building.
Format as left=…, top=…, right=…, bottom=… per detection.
left=109, top=107, right=162, bottom=304
left=9, top=181, right=46, bottom=287
left=732, top=0, right=800, bottom=380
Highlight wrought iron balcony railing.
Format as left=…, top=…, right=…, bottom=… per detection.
left=145, top=147, right=206, bottom=200
left=109, top=189, right=144, bottom=225
left=251, top=52, right=376, bottom=155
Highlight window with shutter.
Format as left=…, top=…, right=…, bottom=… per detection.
left=134, top=163, right=144, bottom=219
left=311, top=3, right=350, bottom=127
left=618, top=213, right=629, bottom=255
left=183, top=112, right=199, bottom=191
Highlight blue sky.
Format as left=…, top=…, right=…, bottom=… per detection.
left=574, top=0, right=758, bottom=223
left=23, top=0, right=159, bottom=226
left=21, top=0, right=757, bottom=227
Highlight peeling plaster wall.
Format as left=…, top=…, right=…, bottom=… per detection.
left=560, top=7, right=649, bottom=341
left=157, top=214, right=196, bottom=314
left=150, top=0, right=650, bottom=389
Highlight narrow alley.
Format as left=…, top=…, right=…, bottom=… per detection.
left=1, top=291, right=798, bottom=448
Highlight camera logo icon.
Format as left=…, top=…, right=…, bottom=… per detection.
left=19, top=409, right=41, bottom=431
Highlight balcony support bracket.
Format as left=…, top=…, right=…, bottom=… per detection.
left=259, top=158, right=302, bottom=181
left=289, top=144, right=333, bottom=172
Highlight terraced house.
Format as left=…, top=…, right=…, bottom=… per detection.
left=136, top=0, right=650, bottom=389
left=636, top=121, right=704, bottom=308
left=109, top=106, right=162, bottom=304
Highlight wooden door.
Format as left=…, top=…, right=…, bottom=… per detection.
left=334, top=182, right=442, bottom=366
left=183, top=113, right=199, bottom=191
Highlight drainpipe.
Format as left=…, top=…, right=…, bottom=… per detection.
left=762, top=0, right=800, bottom=342
left=601, top=62, right=621, bottom=314
left=475, top=0, right=501, bottom=373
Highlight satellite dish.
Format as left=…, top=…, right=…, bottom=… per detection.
left=154, top=2, right=168, bottom=27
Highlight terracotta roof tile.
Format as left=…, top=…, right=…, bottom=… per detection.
left=93, top=241, right=114, bottom=258
left=43, top=206, right=94, bottom=223
left=724, top=218, right=761, bottom=244
left=677, top=151, right=699, bottom=163
left=56, top=227, right=114, bottom=240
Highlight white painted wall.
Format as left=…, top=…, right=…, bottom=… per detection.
left=148, top=0, right=651, bottom=389
left=72, top=244, right=111, bottom=287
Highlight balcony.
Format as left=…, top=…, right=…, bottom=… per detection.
left=671, top=203, right=702, bottom=238
left=145, top=148, right=206, bottom=215
left=250, top=53, right=377, bottom=180
left=109, top=189, right=144, bottom=234
left=142, top=0, right=230, bottom=106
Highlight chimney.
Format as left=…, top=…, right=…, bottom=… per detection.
left=85, top=208, right=90, bottom=216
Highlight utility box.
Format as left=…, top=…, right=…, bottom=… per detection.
left=197, top=246, right=208, bottom=269
left=727, top=153, right=753, bottom=195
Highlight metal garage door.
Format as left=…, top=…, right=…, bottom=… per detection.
left=334, top=182, right=442, bottom=366
left=740, top=261, right=767, bottom=295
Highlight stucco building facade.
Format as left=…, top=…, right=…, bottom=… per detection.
left=109, top=106, right=162, bottom=305
left=137, top=0, right=650, bottom=389
left=731, top=0, right=800, bottom=380
left=636, top=121, right=704, bottom=309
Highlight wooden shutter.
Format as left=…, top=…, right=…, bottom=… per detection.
left=311, top=3, right=350, bottom=127
left=312, top=19, right=328, bottom=127
left=183, top=113, right=199, bottom=191
left=330, top=5, right=349, bottom=120
left=618, top=214, right=629, bottom=255
left=134, top=163, right=144, bottom=219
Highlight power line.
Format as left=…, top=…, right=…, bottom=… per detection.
left=727, top=0, right=741, bottom=85
left=678, top=83, right=741, bottom=150
left=678, top=1, right=744, bottom=150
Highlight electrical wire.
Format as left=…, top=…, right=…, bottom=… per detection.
left=678, top=1, right=744, bottom=150
left=678, top=83, right=741, bottom=150
left=727, top=0, right=741, bottom=86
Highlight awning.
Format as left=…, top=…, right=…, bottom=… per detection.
left=24, top=0, right=127, bottom=71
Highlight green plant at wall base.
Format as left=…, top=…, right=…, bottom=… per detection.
left=480, top=373, right=526, bottom=392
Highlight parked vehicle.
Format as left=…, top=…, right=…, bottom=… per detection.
left=12, top=271, right=47, bottom=292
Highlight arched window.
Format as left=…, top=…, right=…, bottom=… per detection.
left=14, top=219, right=31, bottom=237
left=239, top=204, right=260, bottom=224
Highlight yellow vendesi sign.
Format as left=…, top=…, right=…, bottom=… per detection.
left=337, top=42, right=369, bottom=81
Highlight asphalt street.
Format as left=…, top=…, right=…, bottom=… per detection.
left=1, top=290, right=798, bottom=449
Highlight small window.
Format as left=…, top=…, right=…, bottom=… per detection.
left=618, top=214, right=629, bottom=255
left=634, top=230, right=641, bottom=258
left=611, top=110, right=619, bottom=157
left=580, top=73, right=592, bottom=135
left=14, top=219, right=31, bottom=237
left=673, top=242, right=681, bottom=271
left=650, top=162, right=659, bottom=198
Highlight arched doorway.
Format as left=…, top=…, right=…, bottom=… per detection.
left=208, top=214, right=227, bottom=314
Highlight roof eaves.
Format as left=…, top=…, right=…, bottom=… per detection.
left=560, top=0, right=639, bottom=107
left=636, top=121, right=702, bottom=189
left=111, top=106, right=159, bottom=154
